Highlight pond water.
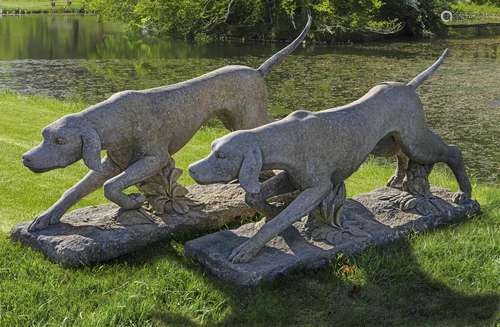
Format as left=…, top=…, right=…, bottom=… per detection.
left=0, top=15, right=499, bottom=183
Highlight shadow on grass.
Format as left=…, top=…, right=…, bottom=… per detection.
left=110, top=232, right=498, bottom=327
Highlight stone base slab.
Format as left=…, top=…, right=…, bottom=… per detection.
left=11, top=184, right=259, bottom=267
left=185, top=187, right=480, bottom=286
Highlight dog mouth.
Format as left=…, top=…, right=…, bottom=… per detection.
left=26, top=166, right=55, bottom=173
left=189, top=173, right=211, bottom=184
left=196, top=176, right=233, bottom=184
left=188, top=167, right=208, bottom=183
left=23, top=160, right=57, bottom=173
left=189, top=171, right=232, bottom=185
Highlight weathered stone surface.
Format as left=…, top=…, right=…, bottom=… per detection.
left=22, top=17, right=312, bottom=232
left=11, top=184, right=259, bottom=267
left=187, top=49, right=475, bottom=264
left=185, top=187, right=480, bottom=286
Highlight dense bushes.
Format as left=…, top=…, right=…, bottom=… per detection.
left=376, top=0, right=449, bottom=37
left=83, top=0, right=458, bottom=41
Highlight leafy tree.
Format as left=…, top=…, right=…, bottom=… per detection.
left=377, top=0, right=448, bottom=37
left=84, top=0, right=451, bottom=41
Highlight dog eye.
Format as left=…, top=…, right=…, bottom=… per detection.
left=55, top=137, right=65, bottom=145
left=215, top=151, right=226, bottom=159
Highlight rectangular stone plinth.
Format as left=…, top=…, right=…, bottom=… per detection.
left=185, top=187, right=480, bottom=286
left=11, top=184, right=258, bottom=267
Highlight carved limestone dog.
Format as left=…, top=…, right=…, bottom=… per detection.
left=22, top=15, right=312, bottom=231
left=188, top=49, right=472, bottom=263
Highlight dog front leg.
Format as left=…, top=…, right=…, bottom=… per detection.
left=103, top=156, right=164, bottom=210
left=245, top=171, right=295, bottom=218
left=230, top=185, right=330, bottom=263
left=28, top=156, right=121, bottom=231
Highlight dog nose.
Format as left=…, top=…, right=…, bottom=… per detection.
left=22, top=154, right=32, bottom=164
left=189, top=166, right=202, bottom=180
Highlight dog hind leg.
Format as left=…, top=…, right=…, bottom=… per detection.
left=387, top=150, right=409, bottom=189
left=371, top=133, right=408, bottom=189
left=220, top=94, right=271, bottom=131
left=399, top=128, right=472, bottom=203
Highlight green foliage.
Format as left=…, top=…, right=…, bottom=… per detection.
left=83, top=0, right=136, bottom=21
left=376, top=0, right=448, bottom=37
left=469, top=0, right=500, bottom=7
left=446, top=2, right=500, bottom=25
left=83, top=0, right=450, bottom=41
left=452, top=1, right=500, bottom=15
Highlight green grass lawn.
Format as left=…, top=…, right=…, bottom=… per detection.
left=0, top=91, right=498, bottom=326
left=0, top=0, right=83, bottom=11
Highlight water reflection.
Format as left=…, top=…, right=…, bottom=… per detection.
left=0, top=15, right=498, bottom=182
left=0, top=15, right=285, bottom=60
left=0, top=15, right=114, bottom=59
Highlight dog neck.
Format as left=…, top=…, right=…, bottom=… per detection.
left=74, top=111, right=132, bottom=150
left=254, top=133, right=295, bottom=172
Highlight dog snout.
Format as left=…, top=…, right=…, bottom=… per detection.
left=22, top=153, right=33, bottom=165
left=188, top=162, right=213, bottom=184
left=22, top=149, right=53, bottom=173
left=188, top=165, right=199, bottom=179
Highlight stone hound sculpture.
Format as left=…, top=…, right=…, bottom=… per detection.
left=188, top=49, right=472, bottom=263
left=22, top=15, right=313, bottom=232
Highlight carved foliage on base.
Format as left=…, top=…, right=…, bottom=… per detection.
left=137, top=159, right=201, bottom=215
left=304, top=182, right=370, bottom=245
left=383, top=161, right=452, bottom=216
left=402, top=161, right=433, bottom=197
left=312, top=182, right=347, bottom=228
left=304, top=216, right=371, bottom=245
left=304, top=161, right=456, bottom=245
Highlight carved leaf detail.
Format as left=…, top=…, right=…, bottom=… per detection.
left=140, top=182, right=166, bottom=196
left=172, top=200, right=190, bottom=215
left=138, top=158, right=199, bottom=216
left=172, top=184, right=189, bottom=198
left=169, top=168, right=183, bottom=188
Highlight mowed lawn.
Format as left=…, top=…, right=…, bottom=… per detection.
left=0, top=91, right=498, bottom=326
left=0, top=0, right=83, bottom=11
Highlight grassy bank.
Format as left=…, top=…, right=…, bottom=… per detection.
left=0, top=0, right=83, bottom=12
left=0, top=92, right=498, bottom=326
left=448, top=2, right=500, bottom=25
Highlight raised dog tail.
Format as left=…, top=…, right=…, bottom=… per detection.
left=257, top=12, right=312, bottom=76
left=407, top=48, right=449, bottom=90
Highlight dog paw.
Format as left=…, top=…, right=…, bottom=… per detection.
left=452, top=192, right=470, bottom=204
left=123, top=193, right=146, bottom=210
left=28, top=210, right=62, bottom=232
left=228, top=240, right=262, bottom=264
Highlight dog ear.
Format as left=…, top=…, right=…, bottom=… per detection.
left=81, top=127, right=102, bottom=172
left=239, top=147, right=263, bottom=194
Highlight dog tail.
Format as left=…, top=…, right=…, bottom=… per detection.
left=257, top=12, right=312, bottom=76
left=407, top=49, right=449, bottom=90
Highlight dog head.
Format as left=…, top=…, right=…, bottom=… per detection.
left=22, top=117, right=102, bottom=173
left=188, top=132, right=263, bottom=194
